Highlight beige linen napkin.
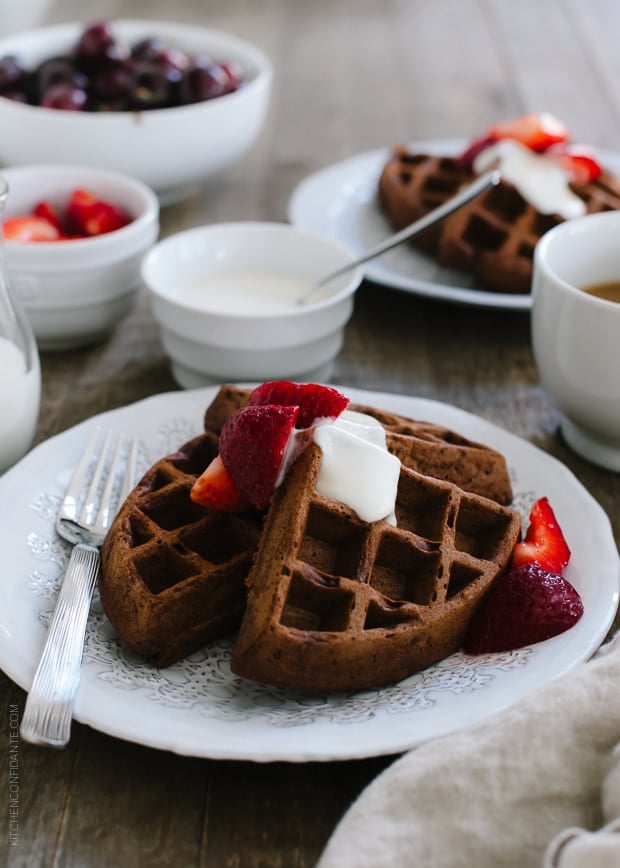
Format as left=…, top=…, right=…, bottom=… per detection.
left=318, top=636, right=620, bottom=868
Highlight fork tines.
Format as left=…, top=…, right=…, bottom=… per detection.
left=56, top=429, right=138, bottom=546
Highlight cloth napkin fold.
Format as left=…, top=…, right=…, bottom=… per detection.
left=318, top=635, right=620, bottom=868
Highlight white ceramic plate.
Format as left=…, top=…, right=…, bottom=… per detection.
left=288, top=141, right=620, bottom=310
left=0, top=386, right=617, bottom=762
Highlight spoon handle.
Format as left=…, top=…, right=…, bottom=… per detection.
left=300, top=168, right=500, bottom=304
left=353, top=168, right=500, bottom=267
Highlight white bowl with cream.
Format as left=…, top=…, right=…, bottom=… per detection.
left=141, top=221, right=363, bottom=387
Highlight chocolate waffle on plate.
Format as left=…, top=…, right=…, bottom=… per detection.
left=100, top=428, right=263, bottom=667
left=100, top=386, right=519, bottom=688
left=378, top=148, right=620, bottom=295
left=231, top=439, right=520, bottom=692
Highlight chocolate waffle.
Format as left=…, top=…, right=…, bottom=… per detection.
left=230, top=441, right=521, bottom=692
left=100, top=385, right=517, bottom=679
left=99, top=429, right=263, bottom=667
left=378, top=148, right=620, bottom=295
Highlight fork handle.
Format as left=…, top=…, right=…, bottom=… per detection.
left=20, top=544, right=100, bottom=748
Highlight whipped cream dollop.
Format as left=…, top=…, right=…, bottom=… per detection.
left=473, top=139, right=586, bottom=219
left=312, top=409, right=400, bottom=524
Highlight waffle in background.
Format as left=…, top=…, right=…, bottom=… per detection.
left=378, top=148, right=620, bottom=295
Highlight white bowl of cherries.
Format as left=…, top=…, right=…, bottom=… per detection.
left=0, top=19, right=273, bottom=202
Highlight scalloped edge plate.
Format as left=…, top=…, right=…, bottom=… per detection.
left=0, top=386, right=617, bottom=761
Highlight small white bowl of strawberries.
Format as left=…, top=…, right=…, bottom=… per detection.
left=2, top=163, right=159, bottom=349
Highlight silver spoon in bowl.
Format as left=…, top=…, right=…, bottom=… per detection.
left=296, top=168, right=500, bottom=306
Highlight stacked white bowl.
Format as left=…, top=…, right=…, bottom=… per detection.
left=2, top=164, right=159, bottom=349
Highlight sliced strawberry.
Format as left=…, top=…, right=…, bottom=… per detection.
left=66, top=187, right=98, bottom=235
left=546, top=144, right=602, bottom=184
left=463, top=563, right=583, bottom=654
left=219, top=404, right=299, bottom=509
left=190, top=455, right=251, bottom=512
left=3, top=215, right=61, bottom=242
left=488, top=112, right=569, bottom=152
left=512, top=497, right=571, bottom=574
left=457, top=113, right=569, bottom=170
left=248, top=381, right=349, bottom=428
left=33, top=200, right=64, bottom=234
left=457, top=133, right=498, bottom=172
left=82, top=200, right=131, bottom=236
left=66, top=188, right=131, bottom=236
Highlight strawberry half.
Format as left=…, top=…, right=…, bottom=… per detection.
left=33, top=200, right=64, bottom=234
left=488, top=112, right=569, bottom=152
left=219, top=404, right=300, bottom=509
left=82, top=200, right=132, bottom=236
left=457, top=112, right=570, bottom=170
left=457, top=133, right=498, bottom=172
left=546, top=143, right=602, bottom=184
left=463, top=563, right=583, bottom=654
left=67, top=188, right=131, bottom=237
left=3, top=215, right=61, bottom=242
left=512, top=497, right=571, bottom=574
left=190, top=455, right=251, bottom=512
left=66, top=188, right=98, bottom=234
left=248, top=381, right=349, bottom=428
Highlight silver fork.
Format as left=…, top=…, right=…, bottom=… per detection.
left=20, top=429, right=138, bottom=748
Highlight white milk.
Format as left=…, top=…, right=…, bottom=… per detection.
left=178, top=270, right=311, bottom=315
left=0, top=336, right=41, bottom=473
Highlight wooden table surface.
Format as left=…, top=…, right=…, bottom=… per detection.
left=2, top=1, right=620, bottom=865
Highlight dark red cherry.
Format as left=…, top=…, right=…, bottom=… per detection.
left=35, top=57, right=88, bottom=96
left=40, top=82, right=88, bottom=111
left=0, top=55, right=23, bottom=91
left=179, top=55, right=231, bottom=103
left=92, top=60, right=135, bottom=101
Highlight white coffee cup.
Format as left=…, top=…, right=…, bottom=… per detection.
left=532, top=211, right=620, bottom=471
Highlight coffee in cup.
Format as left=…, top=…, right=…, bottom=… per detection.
left=581, top=280, right=620, bottom=304
left=531, top=211, right=620, bottom=471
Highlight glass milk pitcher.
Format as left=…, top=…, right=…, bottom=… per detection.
left=0, top=175, right=41, bottom=473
